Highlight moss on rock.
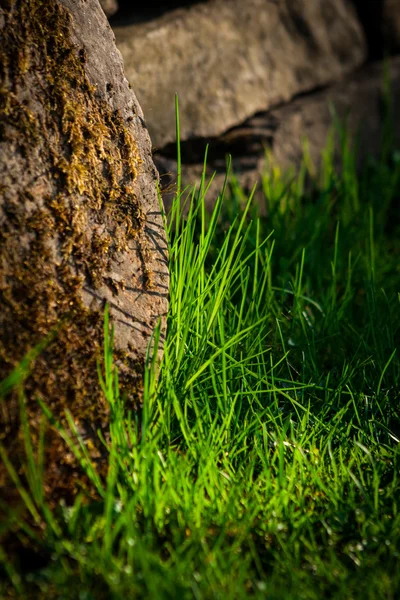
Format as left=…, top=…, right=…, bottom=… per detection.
left=0, top=0, right=153, bottom=503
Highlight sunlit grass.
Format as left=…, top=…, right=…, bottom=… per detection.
left=1, top=106, right=400, bottom=598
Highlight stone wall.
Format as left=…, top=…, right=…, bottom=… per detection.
left=102, top=0, right=400, bottom=206
left=113, top=0, right=367, bottom=149
left=101, top=0, right=400, bottom=206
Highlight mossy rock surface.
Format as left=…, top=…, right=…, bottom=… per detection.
left=0, top=0, right=168, bottom=502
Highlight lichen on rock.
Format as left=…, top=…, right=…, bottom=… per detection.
left=0, top=0, right=169, bottom=503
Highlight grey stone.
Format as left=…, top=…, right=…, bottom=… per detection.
left=0, top=0, right=168, bottom=502
left=114, top=0, right=367, bottom=149
left=155, top=57, right=400, bottom=210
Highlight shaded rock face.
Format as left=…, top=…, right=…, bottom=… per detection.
left=112, top=0, right=204, bottom=22
left=0, top=0, right=168, bottom=501
left=114, top=0, right=367, bottom=149
left=155, top=58, right=400, bottom=211
left=384, top=0, right=400, bottom=54
left=352, top=0, right=400, bottom=58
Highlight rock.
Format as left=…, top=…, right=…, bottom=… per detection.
left=0, top=0, right=168, bottom=503
left=99, top=0, right=119, bottom=18
left=155, top=57, right=400, bottom=210
left=114, top=0, right=367, bottom=149
left=258, top=58, right=400, bottom=173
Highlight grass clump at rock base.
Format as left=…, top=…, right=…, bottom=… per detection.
left=1, top=119, right=400, bottom=598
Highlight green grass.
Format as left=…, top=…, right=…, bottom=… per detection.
left=1, top=112, right=400, bottom=599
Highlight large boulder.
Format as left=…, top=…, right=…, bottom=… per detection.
left=0, top=0, right=168, bottom=501
left=114, top=0, right=367, bottom=149
left=156, top=57, right=400, bottom=210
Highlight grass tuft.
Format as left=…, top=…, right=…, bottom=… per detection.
left=1, top=107, right=400, bottom=598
